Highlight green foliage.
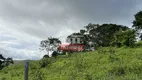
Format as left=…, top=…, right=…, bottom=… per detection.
left=97, top=47, right=107, bottom=54
left=112, top=29, right=136, bottom=47
left=67, top=23, right=134, bottom=49
left=132, top=11, right=142, bottom=41
left=133, top=11, right=142, bottom=29
left=88, top=23, right=129, bottom=47
left=32, top=69, right=45, bottom=80
left=108, top=64, right=125, bottom=76
left=38, top=58, right=52, bottom=68
left=109, top=47, right=116, bottom=54
left=0, top=54, right=14, bottom=70
left=40, top=37, right=61, bottom=55
left=1, top=47, right=142, bottom=79
left=97, top=47, right=116, bottom=54
left=134, top=41, right=142, bottom=48
left=84, top=23, right=99, bottom=31
left=75, top=23, right=129, bottom=48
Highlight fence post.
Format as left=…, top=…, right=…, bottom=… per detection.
left=24, top=61, right=29, bottom=80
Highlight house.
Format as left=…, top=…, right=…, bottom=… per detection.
left=66, top=33, right=84, bottom=44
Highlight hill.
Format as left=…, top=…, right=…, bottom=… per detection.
left=0, top=47, right=142, bottom=80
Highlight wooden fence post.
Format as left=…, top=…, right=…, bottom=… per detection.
left=24, top=62, right=29, bottom=80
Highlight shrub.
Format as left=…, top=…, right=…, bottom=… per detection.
left=32, top=69, right=45, bottom=80
left=43, top=55, right=49, bottom=58
left=134, top=41, right=142, bottom=48
left=98, top=47, right=107, bottom=54
left=112, top=29, right=136, bottom=47
left=1, top=78, right=6, bottom=80
left=109, top=66, right=125, bottom=76
left=38, top=58, right=51, bottom=68
left=109, top=47, right=116, bottom=54
left=84, top=74, right=93, bottom=80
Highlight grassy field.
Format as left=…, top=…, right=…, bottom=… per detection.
left=0, top=46, right=142, bottom=80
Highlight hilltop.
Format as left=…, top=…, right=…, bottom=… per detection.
left=0, top=45, right=142, bottom=80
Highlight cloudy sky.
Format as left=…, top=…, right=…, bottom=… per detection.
left=0, top=0, right=142, bottom=60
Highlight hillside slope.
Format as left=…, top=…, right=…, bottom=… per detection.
left=0, top=47, right=142, bottom=80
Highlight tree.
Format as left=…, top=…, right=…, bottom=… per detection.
left=0, top=54, right=5, bottom=60
left=82, top=23, right=99, bottom=49
left=133, top=11, right=142, bottom=30
left=112, top=29, right=136, bottom=47
left=80, top=29, right=86, bottom=35
left=4, top=57, right=14, bottom=66
left=0, top=54, right=14, bottom=69
left=84, top=23, right=99, bottom=32
left=40, top=37, right=61, bottom=57
left=89, top=24, right=129, bottom=47
left=133, top=11, right=142, bottom=40
left=67, top=23, right=130, bottom=48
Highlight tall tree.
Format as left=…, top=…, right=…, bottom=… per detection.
left=40, top=37, right=61, bottom=56
left=133, top=11, right=142, bottom=40
left=89, top=24, right=128, bottom=47
left=133, top=11, right=142, bottom=30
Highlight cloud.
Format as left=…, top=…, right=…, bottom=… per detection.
left=0, top=0, right=142, bottom=60
left=0, top=46, right=41, bottom=60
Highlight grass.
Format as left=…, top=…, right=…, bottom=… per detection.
left=0, top=46, right=142, bottom=80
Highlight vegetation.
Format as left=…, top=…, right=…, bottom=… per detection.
left=133, top=11, right=142, bottom=30
left=133, top=11, right=142, bottom=40
left=112, top=29, right=136, bottom=47
left=0, top=54, right=14, bottom=70
left=67, top=23, right=135, bottom=49
left=0, top=43, right=142, bottom=80
left=40, top=37, right=61, bottom=56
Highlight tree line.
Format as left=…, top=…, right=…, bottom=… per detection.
left=67, top=11, right=142, bottom=48
left=40, top=11, right=142, bottom=57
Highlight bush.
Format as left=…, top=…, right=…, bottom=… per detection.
left=109, top=47, right=116, bottom=54
left=43, top=55, right=49, bottom=58
left=1, top=78, right=6, bottom=80
left=134, top=41, right=142, bottom=48
left=98, top=47, right=107, bottom=54
left=32, top=69, right=45, bottom=80
left=38, top=58, right=52, bottom=68
left=112, top=29, right=136, bottom=47
left=109, top=66, right=125, bottom=76
left=84, top=73, right=93, bottom=80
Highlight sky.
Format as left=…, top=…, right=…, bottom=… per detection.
left=0, top=0, right=142, bottom=60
